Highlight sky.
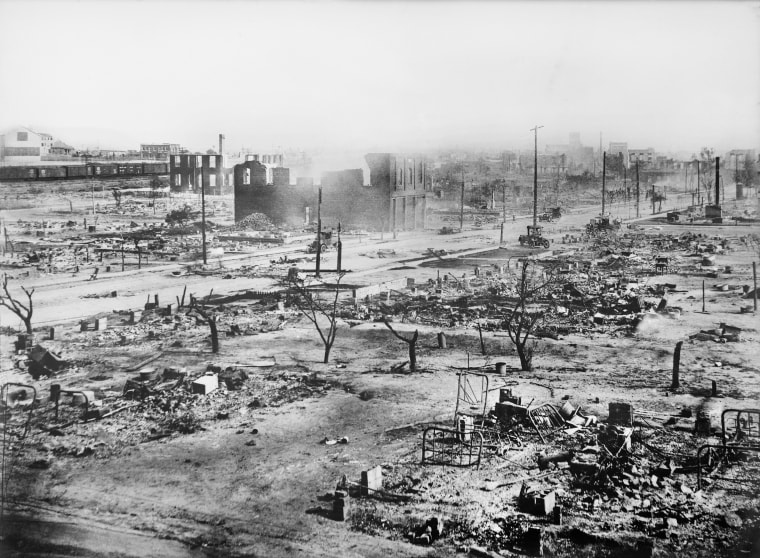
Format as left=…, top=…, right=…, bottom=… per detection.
left=0, top=0, right=758, bottom=158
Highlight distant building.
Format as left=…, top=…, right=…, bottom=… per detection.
left=140, top=143, right=180, bottom=160
left=365, top=153, right=428, bottom=231
left=608, top=142, right=629, bottom=167
left=544, top=133, right=594, bottom=172
left=49, top=140, right=75, bottom=157
left=233, top=153, right=428, bottom=230
left=170, top=153, right=226, bottom=195
left=629, top=148, right=655, bottom=166
left=0, top=127, right=55, bottom=164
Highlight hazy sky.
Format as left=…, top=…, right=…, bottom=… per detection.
left=1, top=0, right=758, bottom=156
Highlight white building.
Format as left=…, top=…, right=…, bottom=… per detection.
left=0, top=127, right=54, bottom=164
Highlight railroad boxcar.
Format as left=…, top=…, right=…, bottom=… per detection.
left=65, top=165, right=88, bottom=178
left=37, top=167, right=67, bottom=179
left=0, top=166, right=38, bottom=180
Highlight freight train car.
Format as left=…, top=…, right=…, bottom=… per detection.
left=0, top=161, right=169, bottom=182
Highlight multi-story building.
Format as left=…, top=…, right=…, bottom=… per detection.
left=365, top=153, right=428, bottom=231
left=233, top=153, right=428, bottom=231
left=169, top=153, right=226, bottom=195
left=0, top=127, right=55, bottom=164
left=629, top=148, right=656, bottom=166
left=140, top=143, right=180, bottom=160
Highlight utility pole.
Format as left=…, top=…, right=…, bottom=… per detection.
left=200, top=165, right=207, bottom=265
left=459, top=167, right=465, bottom=231
left=696, top=160, right=701, bottom=205
left=602, top=151, right=606, bottom=215
left=530, top=125, right=543, bottom=227
left=315, top=186, right=322, bottom=278
left=336, top=221, right=342, bottom=273
left=636, top=161, right=640, bottom=218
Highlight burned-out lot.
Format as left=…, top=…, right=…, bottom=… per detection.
left=1, top=188, right=759, bottom=558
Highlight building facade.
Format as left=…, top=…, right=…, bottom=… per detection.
left=365, top=153, right=428, bottom=231
left=170, top=154, right=227, bottom=195
left=0, top=127, right=55, bottom=164
left=629, top=148, right=655, bottom=166
left=608, top=142, right=629, bottom=167
left=233, top=153, right=428, bottom=230
left=140, top=143, right=180, bottom=160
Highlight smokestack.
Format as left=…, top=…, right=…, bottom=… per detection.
left=715, top=157, right=720, bottom=206
left=218, top=134, right=225, bottom=156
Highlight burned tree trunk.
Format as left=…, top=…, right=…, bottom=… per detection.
left=288, top=273, right=345, bottom=365
left=189, top=290, right=219, bottom=354
left=1, top=274, right=34, bottom=334
left=383, top=320, right=419, bottom=373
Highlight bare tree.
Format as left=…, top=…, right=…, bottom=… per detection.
left=288, top=273, right=345, bottom=363
left=503, top=262, right=557, bottom=371
left=382, top=319, right=419, bottom=372
left=189, top=289, right=219, bottom=353
left=0, top=274, right=34, bottom=334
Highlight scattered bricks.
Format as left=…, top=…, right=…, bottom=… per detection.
left=95, top=317, right=107, bottom=331
left=361, top=465, right=383, bottom=496
left=608, top=402, right=633, bottom=426
left=191, top=373, right=218, bottom=395
left=523, top=527, right=545, bottom=556
left=333, top=490, right=350, bottom=521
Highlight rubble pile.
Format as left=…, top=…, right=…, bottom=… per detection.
left=234, top=212, right=276, bottom=230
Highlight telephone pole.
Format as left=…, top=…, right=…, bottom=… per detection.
left=200, top=172, right=207, bottom=265
left=315, top=186, right=322, bottom=278
left=602, top=151, right=606, bottom=215
left=530, top=125, right=544, bottom=227
left=636, top=161, right=640, bottom=218
left=459, top=167, right=465, bottom=231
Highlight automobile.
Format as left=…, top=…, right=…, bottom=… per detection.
left=518, top=225, right=550, bottom=248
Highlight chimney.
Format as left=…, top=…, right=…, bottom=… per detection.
left=715, top=157, right=720, bottom=206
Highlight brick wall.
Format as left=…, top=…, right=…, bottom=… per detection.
left=234, top=163, right=391, bottom=229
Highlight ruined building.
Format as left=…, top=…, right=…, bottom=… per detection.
left=365, top=153, right=428, bottom=231
left=170, top=154, right=229, bottom=195
left=233, top=154, right=429, bottom=231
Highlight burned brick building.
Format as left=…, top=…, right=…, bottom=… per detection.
left=365, top=153, right=428, bottom=231
left=233, top=153, right=428, bottom=230
left=170, top=154, right=229, bottom=195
